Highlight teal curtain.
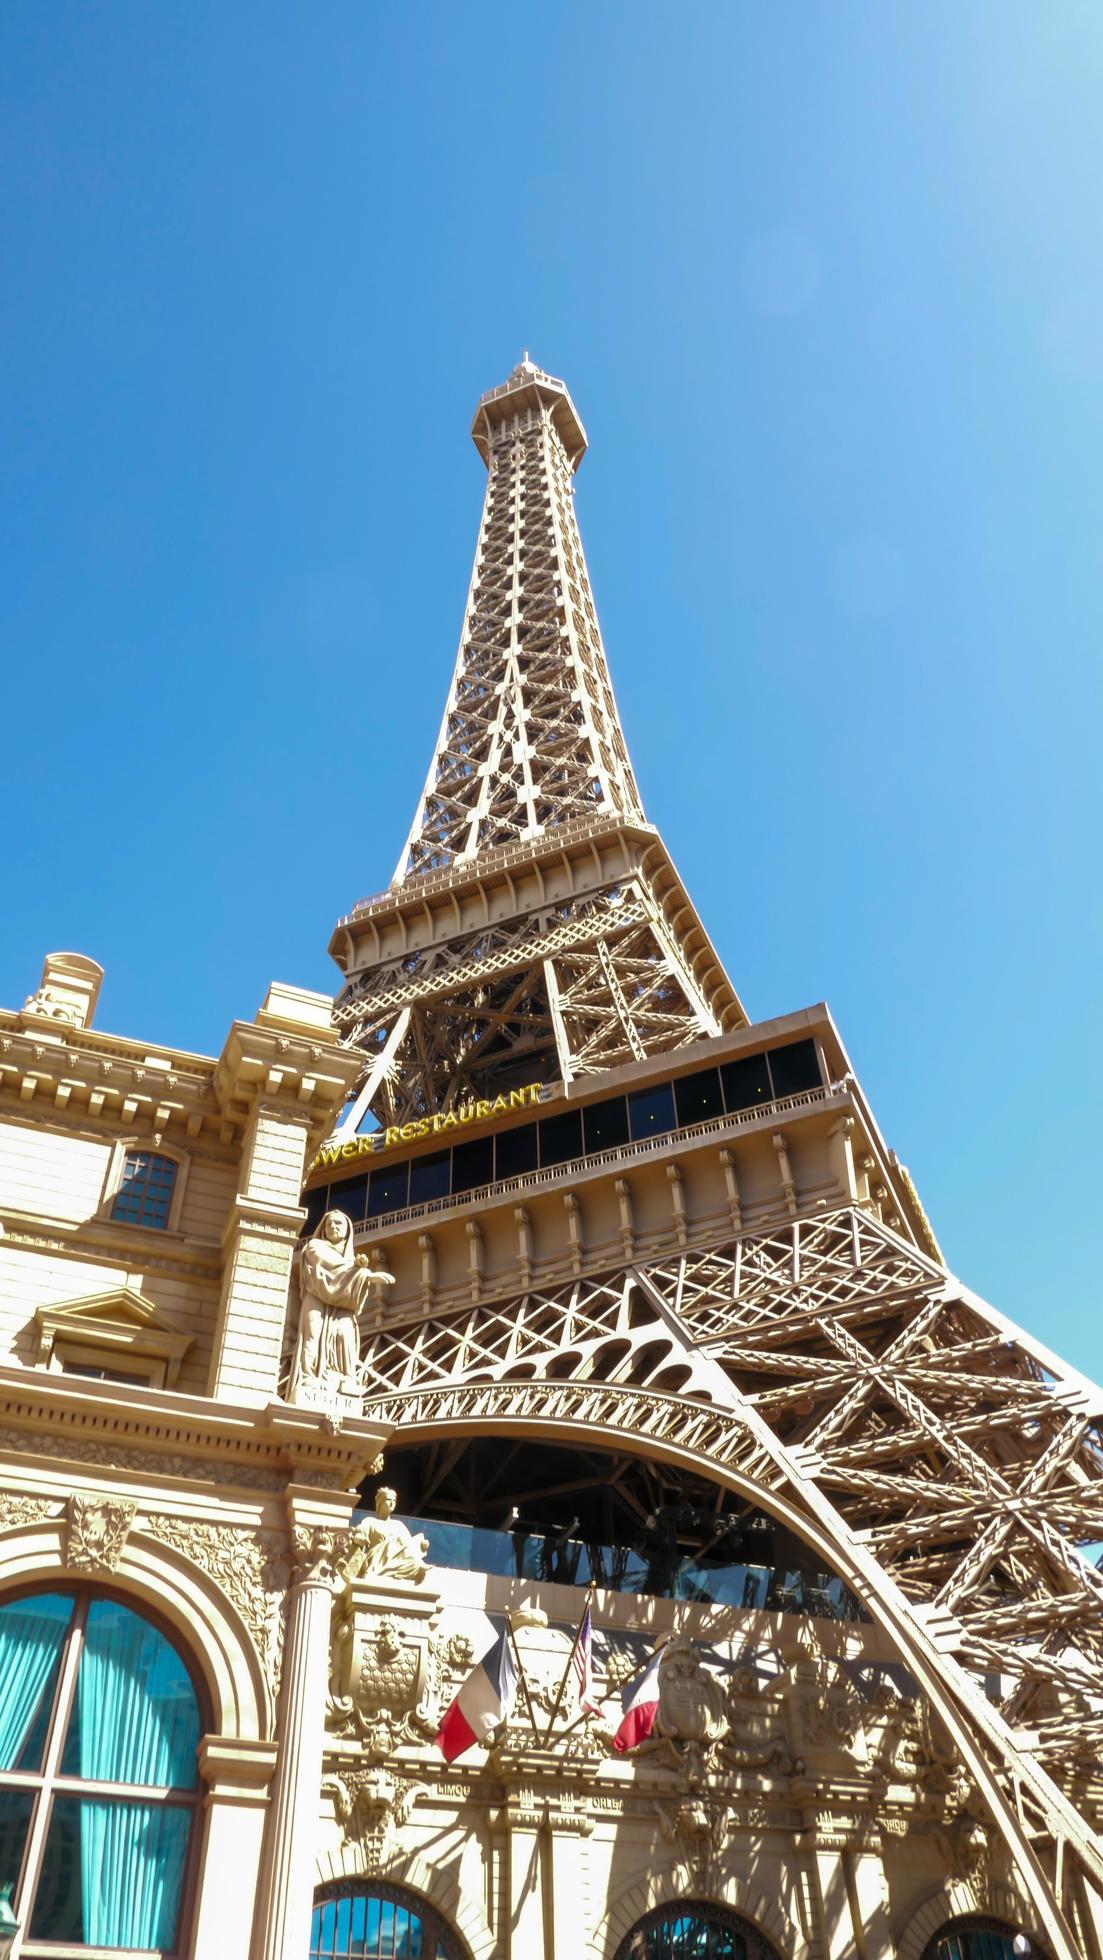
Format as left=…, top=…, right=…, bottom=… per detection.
left=79, top=1800, right=190, bottom=1950
left=77, top=1599, right=199, bottom=1949
left=0, top=1594, right=72, bottom=1771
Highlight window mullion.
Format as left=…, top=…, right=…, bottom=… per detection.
left=14, top=1597, right=86, bottom=1939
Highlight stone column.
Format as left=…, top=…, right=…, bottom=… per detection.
left=502, top=1793, right=550, bottom=1958
left=545, top=1806, right=592, bottom=1960
left=251, top=1524, right=346, bottom=1960
left=848, top=1843, right=894, bottom=1958
left=192, top=1738, right=278, bottom=1960
left=804, top=1829, right=895, bottom=1960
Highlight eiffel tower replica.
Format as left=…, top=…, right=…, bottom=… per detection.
left=314, top=359, right=1103, bottom=1959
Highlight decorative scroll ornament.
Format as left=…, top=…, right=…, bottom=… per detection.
left=65, top=1496, right=136, bottom=1574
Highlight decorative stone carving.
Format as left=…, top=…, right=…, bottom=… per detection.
left=323, top=1765, right=428, bottom=1872
left=145, top=1516, right=291, bottom=1676
left=328, top=1577, right=443, bottom=1752
left=289, top=1211, right=396, bottom=1415
left=65, top=1496, right=136, bottom=1574
left=796, top=1653, right=865, bottom=1750
left=0, top=1493, right=56, bottom=1532
left=343, top=1488, right=429, bottom=1585
left=655, top=1793, right=730, bottom=1884
left=292, top=1527, right=354, bottom=1583
left=22, top=987, right=82, bottom=1026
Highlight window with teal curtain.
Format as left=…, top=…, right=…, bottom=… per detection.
left=0, top=1587, right=203, bottom=1956
left=0, top=1594, right=73, bottom=1771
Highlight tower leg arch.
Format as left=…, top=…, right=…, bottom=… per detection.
left=363, top=1380, right=1087, bottom=1960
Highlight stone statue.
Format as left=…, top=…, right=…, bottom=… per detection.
left=344, top=1487, right=430, bottom=1585
left=289, top=1210, right=394, bottom=1410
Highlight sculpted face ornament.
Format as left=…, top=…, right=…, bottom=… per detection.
left=288, top=1210, right=395, bottom=1415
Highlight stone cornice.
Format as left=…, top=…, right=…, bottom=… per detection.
left=0, top=1370, right=391, bottom=1486
left=0, top=988, right=363, bottom=1153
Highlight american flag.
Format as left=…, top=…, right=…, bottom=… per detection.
left=572, top=1602, right=601, bottom=1716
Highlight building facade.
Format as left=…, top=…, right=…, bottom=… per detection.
left=0, top=362, right=1100, bottom=1960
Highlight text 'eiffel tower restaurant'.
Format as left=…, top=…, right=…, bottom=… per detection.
left=0, top=361, right=1091, bottom=1960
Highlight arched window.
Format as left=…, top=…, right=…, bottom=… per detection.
left=310, top=1881, right=467, bottom=1960
left=921, top=1921, right=1039, bottom=1960
left=110, top=1152, right=178, bottom=1230
left=614, top=1901, right=784, bottom=1960
left=0, top=1588, right=202, bottom=1955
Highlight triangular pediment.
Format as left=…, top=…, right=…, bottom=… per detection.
left=38, top=1286, right=185, bottom=1337
left=33, top=1287, right=193, bottom=1383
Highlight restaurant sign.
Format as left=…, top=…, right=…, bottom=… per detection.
left=309, top=1081, right=548, bottom=1177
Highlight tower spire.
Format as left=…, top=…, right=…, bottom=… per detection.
left=329, top=362, right=744, bottom=1128
left=395, top=358, right=644, bottom=883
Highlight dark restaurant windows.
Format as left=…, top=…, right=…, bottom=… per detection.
left=582, top=1096, right=630, bottom=1154
left=331, top=1173, right=368, bottom=1224
left=767, top=1038, right=821, bottom=1099
left=451, top=1136, right=494, bottom=1194
left=627, top=1082, right=676, bottom=1141
left=720, top=1052, right=773, bottom=1112
left=496, top=1122, right=538, bottom=1179
left=409, top=1150, right=451, bottom=1206
left=539, top=1109, right=584, bottom=1167
left=673, top=1067, right=724, bottom=1127
left=367, top=1162, right=409, bottom=1218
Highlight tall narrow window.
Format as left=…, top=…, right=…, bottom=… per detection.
left=0, top=1589, right=202, bottom=1956
left=110, top=1153, right=178, bottom=1231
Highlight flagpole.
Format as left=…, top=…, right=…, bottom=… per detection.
left=542, top=1583, right=595, bottom=1743
left=506, top=1618, right=542, bottom=1740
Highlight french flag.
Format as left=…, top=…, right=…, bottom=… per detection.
left=612, top=1648, right=663, bottom=1754
left=435, top=1626, right=518, bottom=1763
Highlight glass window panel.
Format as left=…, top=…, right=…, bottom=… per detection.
left=0, top=1788, right=33, bottom=1896
left=767, top=1037, right=822, bottom=1099
left=409, top=1150, right=451, bottom=1205
left=627, top=1082, right=676, bottom=1142
left=66, top=1598, right=200, bottom=1788
left=673, top=1068, right=724, bottom=1128
left=329, top=1173, right=369, bottom=1223
left=538, top=1109, right=583, bottom=1168
left=302, top=1184, right=330, bottom=1235
left=720, top=1052, right=773, bottom=1112
left=0, top=1591, right=73, bottom=1772
left=495, top=1121, right=538, bottom=1179
left=110, top=1151, right=178, bottom=1230
left=32, top=1794, right=191, bottom=1949
left=451, top=1137, right=494, bottom=1194
left=367, top=1163, right=410, bottom=1217
left=582, top=1096, right=629, bottom=1154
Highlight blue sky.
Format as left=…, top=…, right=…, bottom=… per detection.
left=2, top=6, right=1100, bottom=1370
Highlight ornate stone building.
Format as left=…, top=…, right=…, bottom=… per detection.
left=0, top=362, right=1099, bottom=1960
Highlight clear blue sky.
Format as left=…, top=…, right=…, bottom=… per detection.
left=2, top=6, right=1100, bottom=1370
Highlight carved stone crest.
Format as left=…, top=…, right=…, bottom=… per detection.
left=66, top=1496, right=136, bottom=1574
left=328, top=1577, right=442, bottom=1752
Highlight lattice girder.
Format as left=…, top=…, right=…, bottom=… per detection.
left=358, top=1202, right=1103, bottom=1951
left=398, top=364, right=644, bottom=880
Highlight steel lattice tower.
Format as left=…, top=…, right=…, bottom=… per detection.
left=318, top=361, right=1103, bottom=1960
